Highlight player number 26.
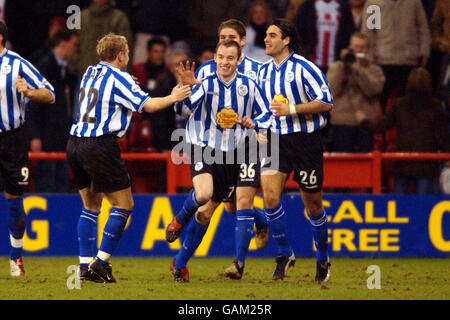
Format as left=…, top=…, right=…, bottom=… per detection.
left=299, top=170, right=316, bottom=185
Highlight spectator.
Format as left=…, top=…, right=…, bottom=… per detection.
left=361, top=0, right=431, bottom=111
left=327, top=32, right=385, bottom=152
left=295, top=0, right=356, bottom=73
left=28, top=29, right=79, bottom=193
left=31, top=17, right=66, bottom=64
left=286, top=0, right=306, bottom=22
left=357, top=68, right=449, bottom=194
left=151, top=50, right=189, bottom=152
left=74, top=0, right=132, bottom=77
left=197, top=48, right=214, bottom=66
left=132, top=37, right=168, bottom=97
left=431, top=0, right=449, bottom=124
left=349, top=0, right=365, bottom=31
left=243, top=0, right=272, bottom=62
left=186, top=0, right=248, bottom=52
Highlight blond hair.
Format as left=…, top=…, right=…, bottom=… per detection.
left=96, top=33, right=128, bottom=62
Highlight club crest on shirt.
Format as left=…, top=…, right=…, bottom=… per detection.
left=195, top=162, right=203, bottom=171
left=2, top=64, right=11, bottom=75
left=237, top=85, right=248, bottom=96
left=286, top=71, right=295, bottom=82
left=321, top=84, right=329, bottom=93
left=245, top=70, right=257, bottom=80
left=217, top=107, right=237, bottom=129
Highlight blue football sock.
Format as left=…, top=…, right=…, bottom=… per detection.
left=77, top=208, right=99, bottom=267
left=265, top=203, right=292, bottom=257
left=253, top=207, right=267, bottom=230
left=7, top=198, right=26, bottom=260
left=174, top=218, right=209, bottom=269
left=308, top=209, right=329, bottom=262
left=235, top=209, right=255, bottom=266
left=176, top=189, right=202, bottom=226
left=98, top=207, right=131, bottom=260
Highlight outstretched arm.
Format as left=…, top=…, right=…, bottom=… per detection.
left=142, top=84, right=191, bottom=113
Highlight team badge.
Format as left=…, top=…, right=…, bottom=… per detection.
left=237, top=85, right=248, bottom=96
left=217, top=107, right=238, bottom=129
left=321, top=84, right=329, bottom=93
left=132, top=84, right=140, bottom=92
left=245, top=70, right=257, bottom=80
left=286, top=71, right=295, bottom=82
left=2, top=65, right=11, bottom=75
left=195, top=162, right=203, bottom=171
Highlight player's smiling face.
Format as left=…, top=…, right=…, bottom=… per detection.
left=264, top=25, right=289, bottom=58
left=219, top=28, right=246, bottom=48
left=214, top=45, right=240, bottom=82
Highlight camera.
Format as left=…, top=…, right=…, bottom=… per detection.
left=343, top=50, right=356, bottom=64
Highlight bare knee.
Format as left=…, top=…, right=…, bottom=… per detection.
left=196, top=210, right=212, bottom=225
left=305, top=199, right=323, bottom=217
left=236, top=195, right=253, bottom=210
left=264, top=190, right=281, bottom=209
left=194, top=189, right=213, bottom=205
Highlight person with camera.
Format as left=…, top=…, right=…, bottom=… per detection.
left=327, top=32, right=385, bottom=152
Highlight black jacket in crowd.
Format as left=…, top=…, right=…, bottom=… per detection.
left=27, top=50, right=78, bottom=152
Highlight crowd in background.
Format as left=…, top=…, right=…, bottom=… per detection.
left=0, top=0, right=448, bottom=194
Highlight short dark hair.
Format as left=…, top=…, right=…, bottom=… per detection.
left=51, top=29, right=78, bottom=48
left=215, top=39, right=242, bottom=60
left=218, top=19, right=246, bottom=39
left=147, top=37, right=167, bottom=52
left=271, top=18, right=302, bottom=54
left=0, top=21, right=8, bottom=46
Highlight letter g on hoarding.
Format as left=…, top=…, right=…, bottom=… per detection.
left=428, top=201, right=450, bottom=252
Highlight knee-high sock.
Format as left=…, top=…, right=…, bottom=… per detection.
left=176, top=189, right=202, bottom=226
left=97, top=207, right=131, bottom=265
left=7, top=198, right=26, bottom=260
left=235, top=209, right=254, bottom=266
left=77, top=208, right=99, bottom=267
left=308, top=209, right=329, bottom=262
left=174, top=218, right=209, bottom=269
left=253, top=207, right=267, bottom=230
left=265, top=203, right=292, bottom=257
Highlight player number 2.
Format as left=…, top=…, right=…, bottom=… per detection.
left=240, top=163, right=255, bottom=179
left=78, top=87, right=99, bottom=123
left=299, top=170, right=316, bottom=185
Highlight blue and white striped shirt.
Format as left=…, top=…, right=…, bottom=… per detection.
left=70, top=61, right=149, bottom=138
left=175, top=72, right=272, bottom=152
left=0, top=49, right=55, bottom=133
left=196, top=55, right=262, bottom=82
left=258, top=53, right=333, bottom=135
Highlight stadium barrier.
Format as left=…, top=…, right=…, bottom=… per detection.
left=0, top=194, right=448, bottom=257
left=29, top=151, right=450, bottom=194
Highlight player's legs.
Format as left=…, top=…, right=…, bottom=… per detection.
left=1, top=128, right=29, bottom=276
left=4, top=192, right=26, bottom=276
left=300, top=189, right=330, bottom=282
left=225, top=186, right=257, bottom=279
left=261, top=171, right=292, bottom=257
left=77, top=187, right=102, bottom=271
left=172, top=199, right=220, bottom=282
left=166, top=173, right=213, bottom=242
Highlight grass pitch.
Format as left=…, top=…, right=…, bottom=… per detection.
left=0, top=257, right=448, bottom=300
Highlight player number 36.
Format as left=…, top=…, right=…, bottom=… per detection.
left=240, top=163, right=255, bottom=179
